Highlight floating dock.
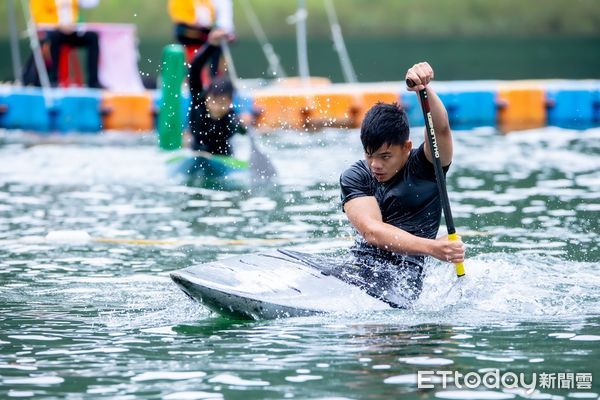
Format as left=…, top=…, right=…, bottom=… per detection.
left=0, top=79, right=598, bottom=134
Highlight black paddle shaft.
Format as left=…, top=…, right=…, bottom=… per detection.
left=407, top=80, right=456, bottom=235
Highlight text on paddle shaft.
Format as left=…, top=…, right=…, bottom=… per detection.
left=427, top=112, right=439, bottom=159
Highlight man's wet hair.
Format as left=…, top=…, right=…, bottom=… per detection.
left=360, top=102, right=410, bottom=154
left=206, top=77, right=234, bottom=98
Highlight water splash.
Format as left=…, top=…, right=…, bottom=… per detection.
left=415, top=254, right=600, bottom=324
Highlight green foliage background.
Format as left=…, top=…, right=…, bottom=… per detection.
left=1, top=0, right=599, bottom=82
left=2, top=0, right=599, bottom=39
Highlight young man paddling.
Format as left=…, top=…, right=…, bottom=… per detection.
left=339, top=62, right=465, bottom=308
left=188, top=43, right=246, bottom=156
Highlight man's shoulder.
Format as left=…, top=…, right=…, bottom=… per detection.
left=408, top=142, right=450, bottom=178
left=342, top=159, right=369, bottom=175
left=407, top=143, right=430, bottom=172
left=340, top=160, right=371, bottom=183
left=340, top=159, right=374, bottom=205
left=409, top=143, right=426, bottom=162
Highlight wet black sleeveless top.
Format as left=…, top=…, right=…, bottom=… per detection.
left=340, top=143, right=450, bottom=264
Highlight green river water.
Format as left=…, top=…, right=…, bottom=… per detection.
left=0, top=126, right=599, bottom=399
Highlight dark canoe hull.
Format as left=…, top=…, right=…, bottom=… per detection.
left=170, top=155, right=250, bottom=188
left=170, top=250, right=392, bottom=320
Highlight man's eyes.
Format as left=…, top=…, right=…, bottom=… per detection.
left=366, top=154, right=392, bottom=160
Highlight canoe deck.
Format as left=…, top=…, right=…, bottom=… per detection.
left=170, top=250, right=392, bottom=319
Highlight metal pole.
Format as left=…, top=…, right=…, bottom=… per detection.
left=220, top=40, right=239, bottom=85
left=296, top=0, right=310, bottom=84
left=8, top=0, right=23, bottom=84
left=241, top=0, right=286, bottom=78
left=324, top=0, right=357, bottom=83
left=20, top=0, right=53, bottom=107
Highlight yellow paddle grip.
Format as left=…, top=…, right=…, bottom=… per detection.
left=448, top=233, right=465, bottom=277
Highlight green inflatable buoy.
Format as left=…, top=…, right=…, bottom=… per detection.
left=158, top=44, right=186, bottom=151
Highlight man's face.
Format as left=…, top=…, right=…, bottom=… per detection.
left=365, top=141, right=412, bottom=183
left=206, top=95, right=232, bottom=120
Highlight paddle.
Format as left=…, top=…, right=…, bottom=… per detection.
left=407, top=79, right=465, bottom=277
left=246, top=128, right=277, bottom=180
left=219, top=39, right=277, bottom=180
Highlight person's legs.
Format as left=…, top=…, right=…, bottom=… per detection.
left=46, top=30, right=66, bottom=85
left=344, top=250, right=425, bottom=308
left=275, top=249, right=424, bottom=309
left=67, top=31, right=101, bottom=88
left=175, top=23, right=210, bottom=46
left=22, top=54, right=40, bottom=86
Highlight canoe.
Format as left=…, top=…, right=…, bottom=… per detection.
left=168, top=152, right=250, bottom=188
left=170, top=249, right=392, bottom=319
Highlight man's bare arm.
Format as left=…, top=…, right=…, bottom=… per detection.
left=405, top=62, right=453, bottom=167
left=344, top=196, right=464, bottom=263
